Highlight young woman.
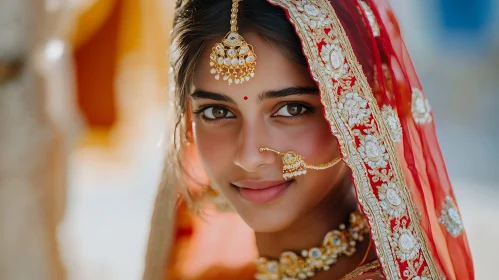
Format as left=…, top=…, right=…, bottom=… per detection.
left=144, top=0, right=474, bottom=279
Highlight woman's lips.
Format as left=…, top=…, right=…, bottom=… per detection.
left=233, top=180, right=292, bottom=204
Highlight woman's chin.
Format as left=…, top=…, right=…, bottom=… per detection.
left=233, top=204, right=299, bottom=233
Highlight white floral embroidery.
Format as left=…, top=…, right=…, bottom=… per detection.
left=438, top=196, right=464, bottom=237
left=338, top=92, right=371, bottom=127
left=265, top=1, right=440, bottom=278
left=411, top=88, right=432, bottom=124
left=381, top=105, right=403, bottom=143
left=412, top=277, right=430, bottom=280
left=378, top=182, right=406, bottom=218
left=358, top=134, right=389, bottom=169
left=320, top=42, right=348, bottom=80
left=393, top=228, right=420, bottom=261
left=295, top=1, right=331, bottom=29
left=359, top=1, right=380, bottom=37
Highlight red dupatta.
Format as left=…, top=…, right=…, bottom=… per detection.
left=143, top=1, right=474, bottom=279
left=264, top=0, right=474, bottom=278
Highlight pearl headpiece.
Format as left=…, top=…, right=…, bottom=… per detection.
left=209, top=0, right=257, bottom=85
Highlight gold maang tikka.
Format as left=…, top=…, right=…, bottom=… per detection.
left=209, top=0, right=257, bottom=85
left=259, top=148, right=342, bottom=180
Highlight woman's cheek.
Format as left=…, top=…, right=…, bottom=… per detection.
left=193, top=123, right=235, bottom=178
left=292, top=118, right=338, bottom=162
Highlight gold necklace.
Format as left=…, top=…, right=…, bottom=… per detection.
left=255, top=210, right=370, bottom=280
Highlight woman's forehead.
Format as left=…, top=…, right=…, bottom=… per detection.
left=193, top=33, right=315, bottom=99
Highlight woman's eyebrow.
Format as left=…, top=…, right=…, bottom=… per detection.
left=190, top=90, right=236, bottom=104
left=258, top=87, right=319, bottom=102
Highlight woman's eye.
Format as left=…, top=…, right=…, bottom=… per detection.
left=202, top=106, right=234, bottom=119
left=274, top=103, right=308, bottom=117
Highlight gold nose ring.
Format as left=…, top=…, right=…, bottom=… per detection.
left=259, top=148, right=342, bottom=180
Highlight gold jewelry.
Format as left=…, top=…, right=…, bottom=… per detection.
left=255, top=210, right=370, bottom=280
left=259, top=148, right=342, bottom=180
left=209, top=0, right=257, bottom=85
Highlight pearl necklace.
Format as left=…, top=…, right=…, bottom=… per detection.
left=255, top=210, right=370, bottom=280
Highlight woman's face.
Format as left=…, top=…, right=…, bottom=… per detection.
left=191, top=34, right=348, bottom=233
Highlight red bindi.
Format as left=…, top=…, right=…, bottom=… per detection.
left=244, top=96, right=248, bottom=100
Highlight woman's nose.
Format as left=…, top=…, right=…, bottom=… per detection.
left=233, top=123, right=275, bottom=173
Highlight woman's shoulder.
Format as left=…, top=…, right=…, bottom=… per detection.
left=341, top=261, right=386, bottom=280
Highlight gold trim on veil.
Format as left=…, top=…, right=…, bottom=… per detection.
left=264, top=0, right=440, bottom=278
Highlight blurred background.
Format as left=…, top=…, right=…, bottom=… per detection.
left=0, top=0, right=497, bottom=279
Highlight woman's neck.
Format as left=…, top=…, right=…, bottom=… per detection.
left=254, top=176, right=358, bottom=257
left=254, top=176, right=376, bottom=279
